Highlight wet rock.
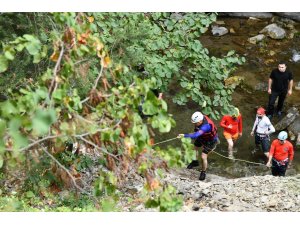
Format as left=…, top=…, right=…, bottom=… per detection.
left=248, top=34, right=265, bottom=44
left=297, top=134, right=300, bottom=146
left=259, top=23, right=286, bottom=39
left=273, top=13, right=300, bottom=22
left=219, top=12, right=274, bottom=19
left=287, top=116, right=300, bottom=141
left=255, top=82, right=268, bottom=91
left=295, top=82, right=300, bottom=90
left=211, top=26, right=228, bottom=36
left=274, top=107, right=299, bottom=130
left=292, top=51, right=300, bottom=62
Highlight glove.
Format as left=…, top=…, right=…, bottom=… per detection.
left=177, top=134, right=184, bottom=138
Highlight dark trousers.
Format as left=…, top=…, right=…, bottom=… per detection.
left=267, top=91, right=287, bottom=116
left=271, top=159, right=288, bottom=176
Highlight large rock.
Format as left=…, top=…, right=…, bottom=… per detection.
left=248, top=34, right=265, bottom=44
left=275, top=107, right=299, bottom=131
left=211, top=26, right=228, bottom=36
left=259, top=23, right=286, bottom=39
left=219, top=12, right=274, bottom=19
left=292, top=51, right=300, bottom=63
left=274, top=13, right=300, bottom=22
left=287, top=116, right=300, bottom=141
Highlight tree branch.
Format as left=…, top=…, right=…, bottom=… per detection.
left=79, top=136, right=119, bottom=161
left=41, top=146, right=90, bottom=194
left=49, top=43, right=64, bottom=99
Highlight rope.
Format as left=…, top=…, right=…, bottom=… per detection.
left=152, top=137, right=267, bottom=167
left=211, top=150, right=266, bottom=166
left=152, top=137, right=179, bottom=146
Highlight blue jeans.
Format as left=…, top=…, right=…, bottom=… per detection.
left=255, top=134, right=270, bottom=153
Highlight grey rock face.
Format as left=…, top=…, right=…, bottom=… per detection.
left=275, top=107, right=299, bottom=130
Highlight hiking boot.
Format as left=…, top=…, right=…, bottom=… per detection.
left=187, top=160, right=199, bottom=169
left=228, top=152, right=234, bottom=160
left=199, top=171, right=206, bottom=181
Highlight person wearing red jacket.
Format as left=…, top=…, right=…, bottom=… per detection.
left=266, top=131, right=294, bottom=176
left=220, top=107, right=242, bottom=159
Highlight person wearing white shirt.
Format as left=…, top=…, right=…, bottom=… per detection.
left=251, top=107, right=275, bottom=158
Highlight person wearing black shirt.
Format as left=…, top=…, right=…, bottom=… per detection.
left=267, top=62, right=293, bottom=119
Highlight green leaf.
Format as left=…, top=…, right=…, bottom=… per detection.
left=0, top=55, right=9, bottom=73
left=0, top=155, right=3, bottom=168
left=32, top=109, right=57, bottom=135
left=4, top=51, right=15, bottom=60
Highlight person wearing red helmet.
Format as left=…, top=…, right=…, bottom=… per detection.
left=266, top=131, right=294, bottom=176
left=220, top=107, right=243, bottom=159
left=267, top=62, right=293, bottom=119
left=251, top=107, right=275, bottom=158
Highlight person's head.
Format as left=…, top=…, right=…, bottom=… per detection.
left=231, top=107, right=240, bottom=119
left=191, top=111, right=204, bottom=125
left=278, top=131, right=288, bottom=144
left=278, top=61, right=287, bottom=73
left=256, top=107, right=266, bottom=119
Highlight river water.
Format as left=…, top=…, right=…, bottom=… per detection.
left=155, top=16, right=300, bottom=178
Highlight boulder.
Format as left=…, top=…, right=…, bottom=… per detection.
left=211, top=26, right=228, bottom=36
left=274, top=12, right=300, bottom=22
left=275, top=107, right=299, bottom=130
left=292, top=51, right=300, bottom=63
left=259, top=23, right=286, bottom=39
left=295, top=82, right=300, bottom=91
left=248, top=34, right=265, bottom=44
left=219, top=12, right=274, bottom=19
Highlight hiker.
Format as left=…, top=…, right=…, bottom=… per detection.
left=251, top=107, right=275, bottom=158
left=267, top=61, right=293, bottom=119
left=266, top=131, right=294, bottom=176
left=220, top=107, right=242, bottom=159
left=177, top=111, right=219, bottom=181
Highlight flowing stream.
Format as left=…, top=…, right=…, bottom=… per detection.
left=155, top=16, right=300, bottom=178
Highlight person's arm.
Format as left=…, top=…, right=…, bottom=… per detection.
left=268, top=78, right=273, bottom=94
left=288, top=79, right=293, bottom=96
left=238, top=114, right=243, bottom=135
left=288, top=144, right=294, bottom=168
left=251, top=118, right=257, bottom=136
left=220, top=116, right=228, bottom=129
left=266, top=121, right=275, bottom=135
left=181, top=124, right=211, bottom=139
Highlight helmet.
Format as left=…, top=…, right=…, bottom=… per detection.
left=231, top=107, right=240, bottom=117
left=257, top=107, right=266, bottom=115
left=278, top=131, right=288, bottom=141
left=191, top=111, right=204, bottom=123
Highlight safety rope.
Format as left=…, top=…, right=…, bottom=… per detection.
left=211, top=150, right=266, bottom=166
left=152, top=137, right=266, bottom=167
left=152, top=137, right=179, bottom=146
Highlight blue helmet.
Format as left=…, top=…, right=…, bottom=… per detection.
left=278, top=131, right=288, bottom=141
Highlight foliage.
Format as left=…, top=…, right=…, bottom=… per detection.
left=0, top=12, right=245, bottom=211
left=145, top=185, right=183, bottom=212
left=90, top=12, right=245, bottom=119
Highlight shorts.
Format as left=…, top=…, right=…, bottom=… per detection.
left=255, top=134, right=270, bottom=153
left=194, top=138, right=218, bottom=154
left=223, top=132, right=239, bottom=141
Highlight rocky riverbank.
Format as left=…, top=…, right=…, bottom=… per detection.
left=121, top=168, right=300, bottom=212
